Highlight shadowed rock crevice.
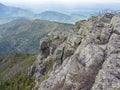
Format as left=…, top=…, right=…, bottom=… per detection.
left=60, top=47, right=65, bottom=64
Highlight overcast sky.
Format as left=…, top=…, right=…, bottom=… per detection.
left=1, top=0, right=120, bottom=13
left=1, top=0, right=120, bottom=5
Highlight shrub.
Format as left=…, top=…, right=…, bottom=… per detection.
left=0, top=72, right=35, bottom=90
left=41, top=75, right=49, bottom=82
left=100, top=33, right=106, bottom=43
left=0, top=53, right=37, bottom=90
left=43, top=55, right=54, bottom=72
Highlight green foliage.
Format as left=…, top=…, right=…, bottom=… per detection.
left=100, top=33, right=106, bottom=43
left=0, top=19, right=72, bottom=55
left=0, top=53, right=37, bottom=90
left=41, top=75, right=49, bottom=82
left=0, top=72, right=35, bottom=90
left=0, top=53, right=37, bottom=80
left=43, top=55, right=54, bottom=72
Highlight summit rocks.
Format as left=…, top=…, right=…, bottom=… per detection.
left=29, top=13, right=120, bottom=90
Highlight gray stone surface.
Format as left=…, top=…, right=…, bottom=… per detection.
left=29, top=13, right=120, bottom=90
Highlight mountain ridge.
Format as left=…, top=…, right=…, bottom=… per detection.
left=35, top=11, right=72, bottom=23
left=0, top=19, right=73, bottom=55
left=0, top=3, right=32, bottom=18
left=29, top=12, right=120, bottom=90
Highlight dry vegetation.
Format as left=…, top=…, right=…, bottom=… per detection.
left=52, top=65, right=100, bottom=90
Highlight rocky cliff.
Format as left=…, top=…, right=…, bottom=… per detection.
left=29, top=13, right=120, bottom=90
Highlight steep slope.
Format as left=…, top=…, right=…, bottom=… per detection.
left=34, top=11, right=72, bottom=23
left=29, top=12, right=120, bottom=90
left=91, top=13, right=120, bottom=90
left=0, top=53, right=37, bottom=90
left=0, top=19, right=73, bottom=55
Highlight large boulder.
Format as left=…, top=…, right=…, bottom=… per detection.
left=111, top=13, right=120, bottom=34
left=92, top=33, right=120, bottom=90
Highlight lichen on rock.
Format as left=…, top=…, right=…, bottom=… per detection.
left=29, top=12, right=120, bottom=90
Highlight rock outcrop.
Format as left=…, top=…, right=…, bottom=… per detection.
left=29, top=13, right=120, bottom=90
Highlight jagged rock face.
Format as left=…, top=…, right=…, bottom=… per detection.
left=92, top=14, right=120, bottom=90
left=29, top=13, right=120, bottom=90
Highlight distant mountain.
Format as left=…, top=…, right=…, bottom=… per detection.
left=0, top=3, right=93, bottom=24
left=0, top=3, right=34, bottom=25
left=35, top=11, right=72, bottom=23
left=0, top=19, right=73, bottom=55
left=0, top=3, right=33, bottom=18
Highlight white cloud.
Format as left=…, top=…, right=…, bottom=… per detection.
left=1, top=0, right=120, bottom=4
left=1, top=0, right=120, bottom=13
left=1, top=0, right=120, bottom=8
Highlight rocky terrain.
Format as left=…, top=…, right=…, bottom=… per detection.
left=0, top=19, right=73, bottom=90
left=29, top=12, right=120, bottom=90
